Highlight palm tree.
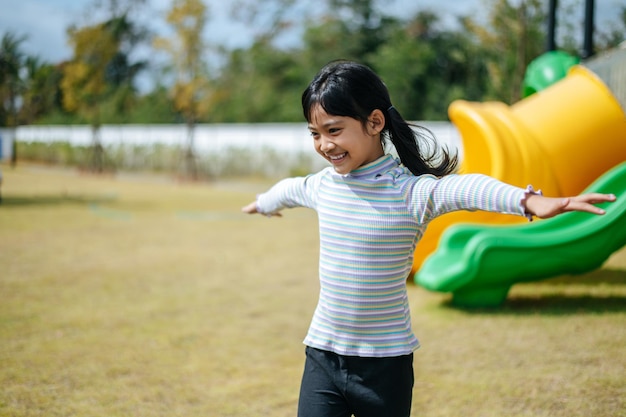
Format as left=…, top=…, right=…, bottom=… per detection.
left=0, top=32, right=27, bottom=167
left=19, top=57, right=64, bottom=125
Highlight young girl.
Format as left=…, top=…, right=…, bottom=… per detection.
left=241, top=60, right=616, bottom=417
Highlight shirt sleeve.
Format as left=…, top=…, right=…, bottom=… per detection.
left=406, top=173, right=533, bottom=224
left=255, top=170, right=324, bottom=215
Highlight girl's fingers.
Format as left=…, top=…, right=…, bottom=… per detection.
left=564, top=200, right=607, bottom=214
left=241, top=202, right=258, bottom=214
left=573, top=193, right=616, bottom=204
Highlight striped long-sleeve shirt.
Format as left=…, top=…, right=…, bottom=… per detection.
left=256, top=154, right=530, bottom=357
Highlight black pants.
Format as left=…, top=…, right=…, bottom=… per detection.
left=297, top=346, right=414, bottom=417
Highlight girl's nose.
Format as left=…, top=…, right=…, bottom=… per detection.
left=320, top=136, right=335, bottom=152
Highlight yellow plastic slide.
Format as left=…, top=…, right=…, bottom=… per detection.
left=411, top=65, right=626, bottom=274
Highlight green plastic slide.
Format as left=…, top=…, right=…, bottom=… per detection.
left=415, top=161, right=626, bottom=307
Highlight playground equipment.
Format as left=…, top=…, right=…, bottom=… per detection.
left=410, top=65, right=626, bottom=275
left=415, top=161, right=626, bottom=307
left=522, top=51, right=580, bottom=97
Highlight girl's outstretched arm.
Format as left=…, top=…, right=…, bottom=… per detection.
left=241, top=174, right=321, bottom=217
left=524, top=193, right=617, bottom=219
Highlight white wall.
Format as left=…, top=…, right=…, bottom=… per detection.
left=0, top=122, right=463, bottom=161
left=0, top=128, right=14, bottom=160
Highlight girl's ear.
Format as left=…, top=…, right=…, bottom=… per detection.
left=367, top=109, right=385, bottom=135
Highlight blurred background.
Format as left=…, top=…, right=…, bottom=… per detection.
left=0, top=0, right=624, bottom=178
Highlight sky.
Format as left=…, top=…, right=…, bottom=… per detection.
left=0, top=0, right=622, bottom=67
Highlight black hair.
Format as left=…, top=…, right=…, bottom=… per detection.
left=302, top=60, right=458, bottom=177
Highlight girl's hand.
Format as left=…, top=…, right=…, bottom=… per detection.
left=241, top=201, right=259, bottom=214
left=525, top=193, right=617, bottom=219
left=241, top=201, right=282, bottom=217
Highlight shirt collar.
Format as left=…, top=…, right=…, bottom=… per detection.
left=343, top=154, right=400, bottom=178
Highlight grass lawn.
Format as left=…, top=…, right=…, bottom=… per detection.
left=1, top=163, right=625, bottom=417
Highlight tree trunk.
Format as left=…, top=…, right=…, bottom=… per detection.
left=90, top=124, right=106, bottom=173
left=9, top=127, right=17, bottom=168
left=182, top=121, right=198, bottom=180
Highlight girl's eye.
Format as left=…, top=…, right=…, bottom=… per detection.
left=310, top=131, right=320, bottom=139
left=329, top=128, right=341, bottom=135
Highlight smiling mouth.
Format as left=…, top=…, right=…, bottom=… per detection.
left=328, top=152, right=347, bottom=163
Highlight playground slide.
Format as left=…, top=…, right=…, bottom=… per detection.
left=411, top=65, right=626, bottom=273
left=415, top=161, right=626, bottom=307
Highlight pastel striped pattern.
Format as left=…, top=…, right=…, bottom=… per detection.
left=256, top=155, right=527, bottom=357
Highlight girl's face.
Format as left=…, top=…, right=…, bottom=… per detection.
left=308, top=105, right=385, bottom=175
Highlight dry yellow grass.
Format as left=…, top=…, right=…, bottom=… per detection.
left=1, top=163, right=625, bottom=417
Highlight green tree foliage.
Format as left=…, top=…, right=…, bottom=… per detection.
left=19, top=57, right=65, bottom=125
left=62, top=21, right=121, bottom=171
left=62, top=24, right=117, bottom=119
left=154, top=0, right=211, bottom=124
left=62, top=14, right=145, bottom=123
left=211, top=44, right=306, bottom=122
left=327, top=0, right=389, bottom=59
left=212, top=0, right=402, bottom=122
left=463, top=0, right=546, bottom=103
left=0, top=34, right=72, bottom=128
left=373, top=11, right=490, bottom=120
left=213, top=0, right=492, bottom=122
left=61, top=1, right=147, bottom=171
left=0, top=33, right=26, bottom=127
left=154, top=0, right=211, bottom=178
left=126, top=85, right=180, bottom=124
left=3, top=0, right=624, bottom=128
left=0, top=32, right=28, bottom=165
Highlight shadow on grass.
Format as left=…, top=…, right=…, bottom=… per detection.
left=443, top=269, right=626, bottom=315
left=0, top=193, right=117, bottom=207
left=530, top=268, right=626, bottom=286
left=497, top=294, right=626, bottom=314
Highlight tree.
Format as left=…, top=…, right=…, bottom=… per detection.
left=0, top=32, right=27, bottom=167
left=61, top=2, right=146, bottom=172
left=371, top=13, right=437, bottom=120
left=463, top=0, right=546, bottom=104
left=99, top=14, right=147, bottom=123
left=62, top=21, right=121, bottom=172
left=596, top=5, right=626, bottom=50
left=154, top=0, right=211, bottom=179
left=125, top=84, right=179, bottom=123
left=300, top=17, right=363, bottom=71
left=210, top=42, right=307, bottom=123
left=19, top=57, right=65, bottom=125
left=371, top=11, right=492, bottom=121
left=328, top=0, right=389, bottom=59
